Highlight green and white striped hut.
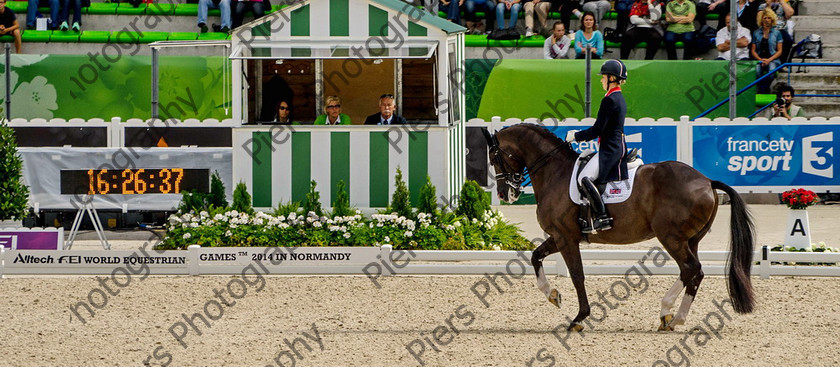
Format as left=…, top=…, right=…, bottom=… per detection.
left=229, top=0, right=467, bottom=210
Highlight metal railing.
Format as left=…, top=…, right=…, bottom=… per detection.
left=694, top=62, right=840, bottom=120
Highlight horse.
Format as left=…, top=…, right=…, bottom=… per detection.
left=482, top=123, right=755, bottom=332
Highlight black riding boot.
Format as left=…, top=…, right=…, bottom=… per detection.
left=581, top=177, right=613, bottom=233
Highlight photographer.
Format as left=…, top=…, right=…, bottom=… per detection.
left=767, top=84, right=804, bottom=120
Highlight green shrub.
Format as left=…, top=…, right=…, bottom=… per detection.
left=0, top=119, right=30, bottom=220
left=456, top=180, right=490, bottom=220
left=207, top=171, right=228, bottom=208
left=273, top=200, right=301, bottom=217
left=417, top=175, right=438, bottom=217
left=332, top=180, right=353, bottom=217
left=389, top=167, right=412, bottom=218
left=232, top=181, right=254, bottom=215
left=303, top=180, right=323, bottom=216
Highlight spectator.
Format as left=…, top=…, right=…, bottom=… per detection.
left=26, top=0, right=59, bottom=30
left=232, top=0, right=265, bottom=29
left=715, top=13, right=751, bottom=60
left=544, top=21, right=572, bottom=59
left=750, top=8, right=783, bottom=94
left=757, top=0, right=794, bottom=64
left=524, top=0, right=550, bottom=37
left=554, top=0, right=583, bottom=31
left=315, top=96, right=351, bottom=125
left=582, top=0, right=611, bottom=26
left=58, top=0, right=83, bottom=31
left=495, top=0, right=522, bottom=31
left=273, top=100, right=292, bottom=124
left=0, top=0, right=20, bottom=53
left=463, top=0, right=494, bottom=34
left=696, top=0, right=728, bottom=29
left=620, top=0, right=663, bottom=60
left=663, top=0, right=696, bottom=60
left=767, top=84, right=803, bottom=119
left=364, top=94, right=408, bottom=125
left=439, top=0, right=463, bottom=24
left=574, top=12, right=604, bottom=59
left=732, top=0, right=760, bottom=31
left=198, top=0, right=231, bottom=33
left=615, top=0, right=635, bottom=35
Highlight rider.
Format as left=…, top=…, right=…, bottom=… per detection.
left=565, top=59, right=629, bottom=233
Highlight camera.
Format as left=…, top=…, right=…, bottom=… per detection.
left=775, top=98, right=787, bottom=107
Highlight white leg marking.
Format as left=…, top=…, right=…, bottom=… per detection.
left=671, top=293, right=695, bottom=326
left=536, top=267, right=551, bottom=297
left=660, top=279, right=684, bottom=317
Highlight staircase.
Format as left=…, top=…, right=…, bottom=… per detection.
left=785, top=0, right=840, bottom=118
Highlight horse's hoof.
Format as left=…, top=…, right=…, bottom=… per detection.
left=567, top=322, right=584, bottom=332
left=658, top=314, right=674, bottom=331
left=548, top=289, right=562, bottom=308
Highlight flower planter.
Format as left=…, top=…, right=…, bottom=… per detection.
left=784, top=209, right=812, bottom=251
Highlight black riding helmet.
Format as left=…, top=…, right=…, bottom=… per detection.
left=599, top=59, right=628, bottom=81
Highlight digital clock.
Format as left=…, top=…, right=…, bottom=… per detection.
left=60, top=169, right=210, bottom=195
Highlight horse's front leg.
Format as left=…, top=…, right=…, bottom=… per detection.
left=531, top=237, right=561, bottom=307
left=558, top=240, right=590, bottom=332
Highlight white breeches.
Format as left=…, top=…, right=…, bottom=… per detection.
left=578, top=152, right=600, bottom=186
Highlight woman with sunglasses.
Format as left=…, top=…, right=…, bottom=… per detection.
left=273, top=100, right=292, bottom=124
left=314, top=95, right=352, bottom=125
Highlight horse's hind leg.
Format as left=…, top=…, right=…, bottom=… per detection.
left=557, top=240, right=590, bottom=332
left=531, top=237, right=561, bottom=307
left=659, top=239, right=705, bottom=331
left=658, top=279, right=684, bottom=330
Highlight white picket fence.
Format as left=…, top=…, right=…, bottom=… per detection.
left=1, top=245, right=838, bottom=278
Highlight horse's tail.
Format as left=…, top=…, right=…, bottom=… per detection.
left=711, top=180, right=756, bottom=314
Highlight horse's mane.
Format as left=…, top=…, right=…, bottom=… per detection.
left=499, top=123, right=577, bottom=155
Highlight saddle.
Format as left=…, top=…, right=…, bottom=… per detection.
left=572, top=148, right=642, bottom=235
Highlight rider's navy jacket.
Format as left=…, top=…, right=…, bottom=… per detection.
left=574, top=87, right=628, bottom=183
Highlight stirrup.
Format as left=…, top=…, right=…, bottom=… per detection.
left=592, top=216, right=613, bottom=231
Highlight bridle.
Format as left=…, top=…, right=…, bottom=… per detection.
left=488, top=133, right=569, bottom=195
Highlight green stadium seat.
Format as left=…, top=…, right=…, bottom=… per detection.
left=174, top=3, right=199, bottom=16
left=116, top=3, right=147, bottom=15
left=7, top=1, right=26, bottom=13
left=756, top=94, right=775, bottom=107
left=50, top=30, right=80, bottom=42
left=86, top=2, right=118, bottom=14
left=0, top=35, right=14, bottom=43
left=209, top=9, right=220, bottom=16
left=168, top=32, right=198, bottom=41
left=198, top=32, right=228, bottom=40
left=79, top=30, right=110, bottom=43
left=138, top=31, right=169, bottom=43
left=21, top=30, right=50, bottom=42
left=147, top=2, right=176, bottom=15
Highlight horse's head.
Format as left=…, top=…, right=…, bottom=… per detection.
left=482, top=128, right=526, bottom=204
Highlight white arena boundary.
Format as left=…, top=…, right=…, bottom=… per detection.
left=1, top=245, right=838, bottom=279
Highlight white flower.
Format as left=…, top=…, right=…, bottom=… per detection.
left=288, top=212, right=297, bottom=220
left=306, top=217, right=314, bottom=223
left=230, top=210, right=239, bottom=217
left=199, top=211, right=209, bottom=217
left=404, top=231, right=413, bottom=237
left=230, top=224, right=238, bottom=229
left=225, top=230, right=232, bottom=236
left=492, top=244, right=501, bottom=251
left=313, top=222, right=322, bottom=228
left=279, top=223, right=289, bottom=229
left=343, top=232, right=351, bottom=239
left=454, top=222, right=461, bottom=227
left=169, top=215, right=183, bottom=224
left=383, top=236, right=391, bottom=243
left=182, top=233, right=192, bottom=239
left=189, top=222, right=199, bottom=228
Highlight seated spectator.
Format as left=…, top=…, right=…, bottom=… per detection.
left=524, top=0, right=550, bottom=37
left=232, top=0, right=265, bottom=29
left=615, top=0, right=635, bottom=35
left=439, top=0, right=462, bottom=24
left=574, top=12, right=604, bottom=59
left=620, top=0, right=663, bottom=60
left=715, top=13, right=751, bottom=60
left=663, top=0, right=696, bottom=60
left=273, top=100, right=292, bottom=124
left=364, top=94, right=408, bottom=125
left=463, top=0, right=494, bottom=34
left=696, top=0, right=728, bottom=29
left=750, top=8, right=783, bottom=94
left=554, top=0, right=583, bottom=31
left=767, top=84, right=803, bottom=119
left=0, top=0, right=21, bottom=53
left=315, top=96, right=351, bottom=125
left=757, top=0, right=794, bottom=64
left=732, top=0, right=760, bottom=31
left=26, top=0, right=59, bottom=30
left=198, top=0, right=232, bottom=33
left=582, top=0, right=611, bottom=26
left=495, top=0, right=521, bottom=31
left=544, top=21, right=571, bottom=59
left=58, top=0, right=83, bottom=31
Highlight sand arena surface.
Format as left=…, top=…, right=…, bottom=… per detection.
left=1, top=274, right=840, bottom=366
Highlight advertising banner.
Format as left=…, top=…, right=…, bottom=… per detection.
left=0, top=229, right=63, bottom=250
left=692, top=123, right=840, bottom=190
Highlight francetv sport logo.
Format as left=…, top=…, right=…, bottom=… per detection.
left=725, top=132, right=834, bottom=179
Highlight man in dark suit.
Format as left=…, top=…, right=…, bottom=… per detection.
left=364, top=94, right=409, bottom=125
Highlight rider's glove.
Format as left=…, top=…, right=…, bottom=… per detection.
left=565, top=130, right=579, bottom=143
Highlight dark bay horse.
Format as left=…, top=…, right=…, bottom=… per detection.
left=484, top=124, right=755, bottom=331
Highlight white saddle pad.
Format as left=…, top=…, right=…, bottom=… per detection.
left=569, top=157, right=643, bottom=205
